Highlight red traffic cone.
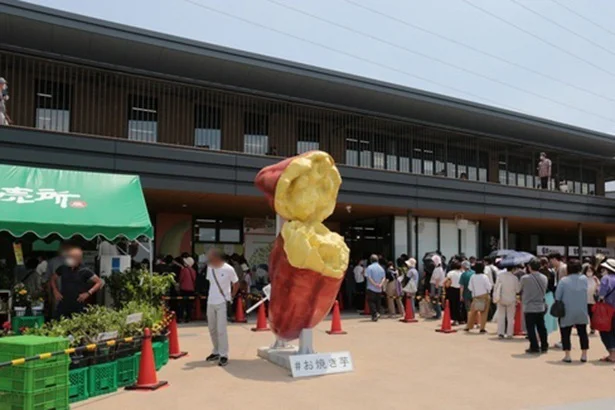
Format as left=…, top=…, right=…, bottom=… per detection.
left=234, top=296, right=247, bottom=323
left=194, top=298, right=203, bottom=321
left=435, top=300, right=457, bottom=334
left=400, top=296, right=418, bottom=323
left=251, top=302, right=270, bottom=332
left=326, top=301, right=347, bottom=335
left=513, top=302, right=526, bottom=336
left=361, top=296, right=370, bottom=316
left=126, top=328, right=168, bottom=391
left=168, top=314, right=188, bottom=359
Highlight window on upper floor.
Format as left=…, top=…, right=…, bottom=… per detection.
left=244, top=113, right=268, bottom=155
left=128, top=95, right=157, bottom=143
left=35, top=80, right=71, bottom=133
left=297, top=120, right=320, bottom=154
left=195, top=105, right=221, bottom=150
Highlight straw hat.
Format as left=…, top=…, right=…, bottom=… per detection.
left=601, top=258, right=615, bottom=274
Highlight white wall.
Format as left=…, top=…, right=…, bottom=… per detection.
left=393, top=216, right=408, bottom=258
left=439, top=219, right=459, bottom=262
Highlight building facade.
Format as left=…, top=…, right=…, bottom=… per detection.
left=1, top=0, right=615, bottom=265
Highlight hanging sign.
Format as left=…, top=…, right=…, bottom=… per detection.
left=125, top=313, right=143, bottom=324
left=12, top=243, right=24, bottom=266
left=536, top=245, right=565, bottom=256
left=568, top=247, right=594, bottom=258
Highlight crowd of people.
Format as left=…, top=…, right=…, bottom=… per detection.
left=349, top=251, right=615, bottom=363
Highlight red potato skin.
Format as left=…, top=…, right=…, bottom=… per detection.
left=268, top=235, right=343, bottom=341
left=254, top=156, right=296, bottom=210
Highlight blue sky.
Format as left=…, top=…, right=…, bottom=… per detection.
left=27, top=0, right=615, bottom=135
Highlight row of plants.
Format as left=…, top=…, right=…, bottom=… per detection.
left=25, top=301, right=165, bottom=347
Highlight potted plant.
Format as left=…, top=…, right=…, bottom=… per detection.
left=31, top=296, right=44, bottom=316
left=12, top=283, right=30, bottom=316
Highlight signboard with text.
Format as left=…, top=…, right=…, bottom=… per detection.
left=536, top=245, right=566, bottom=256
left=568, top=247, right=594, bottom=258
left=595, top=248, right=615, bottom=257
left=289, top=351, right=354, bottom=378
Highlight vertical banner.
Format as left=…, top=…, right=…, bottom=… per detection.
left=12, top=243, right=24, bottom=265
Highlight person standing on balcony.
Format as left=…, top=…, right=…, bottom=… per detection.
left=0, top=78, right=10, bottom=126
left=537, top=152, right=552, bottom=190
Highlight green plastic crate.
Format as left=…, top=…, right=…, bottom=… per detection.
left=0, top=385, right=69, bottom=410
left=68, top=367, right=88, bottom=403
left=11, top=316, right=45, bottom=335
left=152, top=342, right=163, bottom=371
left=0, top=359, right=68, bottom=393
left=87, top=361, right=117, bottom=398
left=0, top=336, right=69, bottom=369
left=116, top=355, right=137, bottom=388
left=162, top=339, right=169, bottom=367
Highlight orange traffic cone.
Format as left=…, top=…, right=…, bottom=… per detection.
left=126, top=328, right=168, bottom=391
left=400, top=296, right=418, bottom=323
left=234, top=296, right=247, bottom=323
left=513, top=302, right=526, bottom=336
left=435, top=300, right=457, bottom=334
left=194, top=297, right=203, bottom=321
left=168, top=314, right=188, bottom=359
left=361, top=296, right=370, bottom=316
left=251, top=302, right=270, bottom=332
left=326, top=301, right=347, bottom=335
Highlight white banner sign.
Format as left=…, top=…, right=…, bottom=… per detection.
left=568, top=247, right=594, bottom=257
left=595, top=248, right=615, bottom=257
left=536, top=245, right=566, bottom=256
left=126, top=313, right=143, bottom=325
left=289, top=351, right=354, bottom=378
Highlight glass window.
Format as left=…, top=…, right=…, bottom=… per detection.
left=194, top=219, right=216, bottom=242
left=219, top=219, right=242, bottom=243
left=386, top=139, right=397, bottom=171
left=517, top=173, right=525, bottom=187
left=439, top=219, right=459, bottom=261
left=35, top=80, right=71, bottom=132
left=297, top=121, right=320, bottom=154
left=193, top=218, right=243, bottom=244
left=499, top=169, right=507, bottom=185
left=479, top=168, right=487, bottom=182
left=468, top=166, right=477, bottom=181
left=345, top=138, right=358, bottom=166
left=244, top=113, right=268, bottom=155
left=128, top=95, right=157, bottom=143
left=195, top=106, right=221, bottom=149
left=359, top=140, right=371, bottom=168
left=399, top=157, right=410, bottom=172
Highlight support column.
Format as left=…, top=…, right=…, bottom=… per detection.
left=578, top=223, right=583, bottom=259
left=499, top=217, right=509, bottom=249
left=407, top=210, right=413, bottom=258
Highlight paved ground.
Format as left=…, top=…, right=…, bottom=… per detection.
left=74, top=314, right=615, bottom=410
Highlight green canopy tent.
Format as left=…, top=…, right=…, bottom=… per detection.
left=0, top=164, right=153, bottom=269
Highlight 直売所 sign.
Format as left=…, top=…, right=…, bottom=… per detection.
left=568, top=247, right=594, bottom=257
left=289, top=351, right=353, bottom=378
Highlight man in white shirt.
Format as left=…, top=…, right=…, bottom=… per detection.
left=429, top=254, right=446, bottom=320
left=205, top=249, right=239, bottom=367
left=494, top=268, right=521, bottom=338
left=445, top=262, right=463, bottom=325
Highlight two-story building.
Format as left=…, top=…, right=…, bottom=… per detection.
left=1, top=0, right=615, bottom=265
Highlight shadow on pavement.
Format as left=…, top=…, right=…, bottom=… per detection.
left=182, top=358, right=296, bottom=382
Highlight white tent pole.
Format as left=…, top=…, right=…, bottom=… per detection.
left=148, top=238, right=153, bottom=273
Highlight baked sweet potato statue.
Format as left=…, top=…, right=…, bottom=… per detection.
left=255, top=151, right=350, bottom=341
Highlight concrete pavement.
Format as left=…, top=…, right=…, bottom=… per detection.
left=73, top=314, right=615, bottom=410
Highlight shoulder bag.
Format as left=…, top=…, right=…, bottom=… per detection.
left=548, top=276, right=566, bottom=318
left=592, top=287, right=615, bottom=332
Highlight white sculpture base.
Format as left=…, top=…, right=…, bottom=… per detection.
left=257, top=345, right=298, bottom=370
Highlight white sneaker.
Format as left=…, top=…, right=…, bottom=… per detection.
left=554, top=342, right=563, bottom=349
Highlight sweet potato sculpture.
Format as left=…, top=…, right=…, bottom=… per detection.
left=255, top=151, right=350, bottom=340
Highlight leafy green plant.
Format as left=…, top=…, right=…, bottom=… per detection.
left=107, top=269, right=175, bottom=309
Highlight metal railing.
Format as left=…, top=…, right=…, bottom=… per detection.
left=0, top=49, right=602, bottom=195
